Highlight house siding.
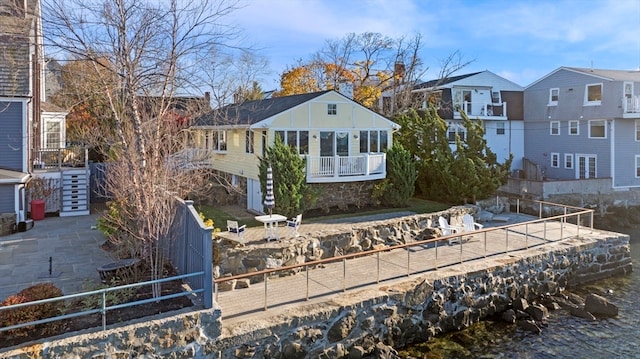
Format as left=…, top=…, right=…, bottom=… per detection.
left=0, top=101, right=25, bottom=171
left=0, top=185, right=15, bottom=213
left=612, top=119, right=640, bottom=187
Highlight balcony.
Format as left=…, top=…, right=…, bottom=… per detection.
left=454, top=102, right=508, bottom=120
left=306, top=154, right=386, bottom=183
left=623, top=95, right=640, bottom=118
left=32, top=147, right=88, bottom=171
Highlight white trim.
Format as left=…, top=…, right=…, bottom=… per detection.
left=584, top=83, right=603, bottom=106
left=564, top=153, right=573, bottom=169
left=588, top=119, right=607, bottom=139
left=548, top=88, right=559, bottom=106
left=550, top=152, right=560, bottom=168
left=550, top=121, right=560, bottom=135
left=568, top=120, right=579, bottom=135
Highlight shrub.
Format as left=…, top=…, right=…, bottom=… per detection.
left=0, top=283, right=64, bottom=338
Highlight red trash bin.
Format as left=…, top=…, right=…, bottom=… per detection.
left=31, top=200, right=45, bottom=220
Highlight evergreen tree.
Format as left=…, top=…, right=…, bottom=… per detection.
left=373, top=144, right=417, bottom=207
left=259, top=137, right=312, bottom=218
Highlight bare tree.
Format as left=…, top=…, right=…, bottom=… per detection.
left=42, top=0, right=241, bottom=297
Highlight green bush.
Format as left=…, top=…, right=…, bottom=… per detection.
left=372, top=144, right=417, bottom=207
left=0, top=283, right=64, bottom=338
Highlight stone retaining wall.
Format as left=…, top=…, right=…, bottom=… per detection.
left=3, top=218, right=632, bottom=358
left=216, top=206, right=476, bottom=282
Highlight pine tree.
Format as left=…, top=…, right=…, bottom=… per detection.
left=373, top=144, right=417, bottom=207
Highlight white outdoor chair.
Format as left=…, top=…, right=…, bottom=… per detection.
left=286, top=214, right=302, bottom=237
left=438, top=216, right=463, bottom=245
left=462, top=214, right=483, bottom=232
left=226, top=220, right=246, bottom=239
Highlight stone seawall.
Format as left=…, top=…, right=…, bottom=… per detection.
left=3, top=227, right=632, bottom=358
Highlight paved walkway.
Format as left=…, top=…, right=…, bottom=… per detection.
left=0, top=213, right=113, bottom=299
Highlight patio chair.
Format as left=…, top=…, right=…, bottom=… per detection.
left=286, top=214, right=302, bottom=237
left=226, top=220, right=246, bottom=239
left=438, top=216, right=463, bottom=245
left=462, top=214, right=483, bottom=232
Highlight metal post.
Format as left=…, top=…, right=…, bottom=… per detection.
left=459, top=237, right=463, bottom=264
left=435, top=240, right=438, bottom=269
left=590, top=211, right=594, bottom=229
left=407, top=248, right=411, bottom=277
left=264, top=273, right=268, bottom=311
left=377, top=252, right=380, bottom=283
left=539, top=202, right=542, bottom=219
left=517, top=198, right=520, bottom=215
left=483, top=232, right=487, bottom=258
left=543, top=221, right=547, bottom=243
left=343, top=258, right=346, bottom=292
left=306, top=265, right=309, bottom=301
left=505, top=228, right=509, bottom=253
left=525, top=223, right=529, bottom=249
left=577, top=213, right=580, bottom=238
left=102, top=291, right=106, bottom=331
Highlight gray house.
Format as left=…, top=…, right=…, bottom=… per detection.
left=523, top=67, right=640, bottom=190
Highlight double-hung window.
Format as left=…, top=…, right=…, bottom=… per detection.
left=550, top=121, right=560, bottom=135
left=549, top=88, right=559, bottom=106
left=564, top=153, right=573, bottom=169
left=550, top=153, right=560, bottom=168
left=327, top=103, right=337, bottom=115
left=569, top=120, right=579, bottom=135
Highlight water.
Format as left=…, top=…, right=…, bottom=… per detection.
left=402, top=226, right=640, bottom=358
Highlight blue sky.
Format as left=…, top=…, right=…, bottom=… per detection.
left=229, top=0, right=640, bottom=90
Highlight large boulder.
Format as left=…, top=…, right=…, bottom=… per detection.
left=584, top=293, right=619, bottom=317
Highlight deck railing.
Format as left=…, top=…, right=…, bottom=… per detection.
left=214, top=197, right=594, bottom=314
left=306, top=153, right=386, bottom=182
left=32, top=146, right=88, bottom=170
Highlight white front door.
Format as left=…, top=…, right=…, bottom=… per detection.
left=247, top=179, right=263, bottom=213
left=576, top=154, right=596, bottom=179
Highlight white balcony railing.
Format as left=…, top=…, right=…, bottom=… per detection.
left=623, top=95, right=640, bottom=114
left=32, top=147, right=88, bottom=170
left=454, top=102, right=507, bottom=119
left=306, top=154, right=386, bottom=183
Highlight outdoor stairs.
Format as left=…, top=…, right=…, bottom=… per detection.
left=59, top=168, right=91, bottom=217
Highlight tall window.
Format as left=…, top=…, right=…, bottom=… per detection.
left=549, top=88, right=559, bottom=105
left=448, top=126, right=466, bottom=143
left=491, top=91, right=500, bottom=104
left=585, top=83, right=602, bottom=105
left=275, top=130, right=309, bottom=154
left=327, top=103, right=337, bottom=115
left=245, top=130, right=254, bottom=154
left=635, top=120, right=640, bottom=141
left=496, top=122, right=505, bottom=135
left=550, top=121, right=560, bottom=135
left=359, top=130, right=388, bottom=152
left=564, top=153, right=573, bottom=169
left=636, top=155, right=640, bottom=177
left=569, top=120, right=579, bottom=135
left=588, top=120, right=606, bottom=138
left=44, top=120, right=62, bottom=148
left=551, top=152, right=560, bottom=168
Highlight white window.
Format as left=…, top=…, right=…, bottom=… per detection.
left=44, top=120, right=62, bottom=149
left=447, top=126, right=466, bottom=143
left=231, top=174, right=239, bottom=187
left=636, top=156, right=640, bottom=178
left=564, top=153, right=573, bottom=169
left=569, top=120, right=579, bottom=135
left=584, top=83, right=602, bottom=105
left=202, top=130, right=227, bottom=151
left=327, top=103, right=337, bottom=115
left=359, top=130, right=389, bottom=152
left=588, top=120, right=606, bottom=138
left=491, top=91, right=500, bottom=104
left=551, top=152, right=560, bottom=168
left=549, top=88, right=559, bottom=105
left=635, top=120, right=640, bottom=141
left=275, top=130, right=309, bottom=154
left=245, top=130, right=254, bottom=154
left=496, top=122, right=505, bottom=135
left=550, top=121, right=560, bottom=135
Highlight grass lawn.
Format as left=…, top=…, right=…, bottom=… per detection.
left=196, top=197, right=450, bottom=230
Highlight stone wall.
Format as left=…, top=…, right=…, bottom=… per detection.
left=216, top=207, right=475, bottom=280
left=0, top=213, right=16, bottom=236
left=210, top=232, right=631, bottom=358
left=309, top=181, right=380, bottom=212
left=3, top=216, right=632, bottom=358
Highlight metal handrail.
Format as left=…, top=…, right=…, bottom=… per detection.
left=0, top=272, right=205, bottom=333
left=214, top=198, right=595, bottom=311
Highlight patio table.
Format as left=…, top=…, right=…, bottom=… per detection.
left=254, top=214, right=287, bottom=241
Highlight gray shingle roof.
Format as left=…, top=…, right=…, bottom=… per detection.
left=413, top=72, right=482, bottom=90
left=566, top=67, right=640, bottom=82
left=0, top=15, right=31, bottom=97
left=192, top=90, right=332, bottom=127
